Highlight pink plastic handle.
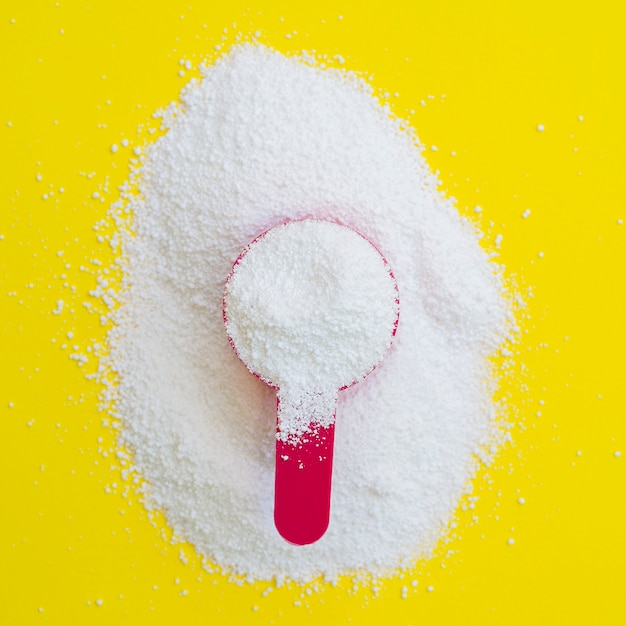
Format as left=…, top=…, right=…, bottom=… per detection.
left=274, top=419, right=336, bottom=546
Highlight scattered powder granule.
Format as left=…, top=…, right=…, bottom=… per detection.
left=102, top=44, right=513, bottom=584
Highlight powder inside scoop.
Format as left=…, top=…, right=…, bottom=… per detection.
left=223, top=220, right=399, bottom=393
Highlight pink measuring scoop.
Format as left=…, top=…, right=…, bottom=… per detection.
left=223, top=220, right=399, bottom=545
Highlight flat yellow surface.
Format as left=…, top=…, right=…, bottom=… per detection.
left=1, top=1, right=625, bottom=624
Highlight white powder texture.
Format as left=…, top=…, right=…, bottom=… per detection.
left=223, top=220, right=399, bottom=392
left=104, top=44, right=511, bottom=583
left=224, top=220, right=399, bottom=445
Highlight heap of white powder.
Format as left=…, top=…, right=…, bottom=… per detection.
left=104, top=44, right=511, bottom=583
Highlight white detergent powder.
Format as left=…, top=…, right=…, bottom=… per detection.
left=223, top=219, right=400, bottom=442
left=103, top=44, right=512, bottom=583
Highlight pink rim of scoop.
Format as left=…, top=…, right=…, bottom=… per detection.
left=222, top=219, right=399, bottom=545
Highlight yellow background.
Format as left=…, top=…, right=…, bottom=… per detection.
left=1, top=1, right=625, bottom=624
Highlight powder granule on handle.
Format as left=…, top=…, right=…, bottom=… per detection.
left=102, top=43, right=513, bottom=583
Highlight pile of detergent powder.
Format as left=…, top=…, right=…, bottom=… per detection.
left=101, top=43, right=514, bottom=584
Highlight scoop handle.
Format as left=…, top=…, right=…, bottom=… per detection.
left=274, top=392, right=337, bottom=545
